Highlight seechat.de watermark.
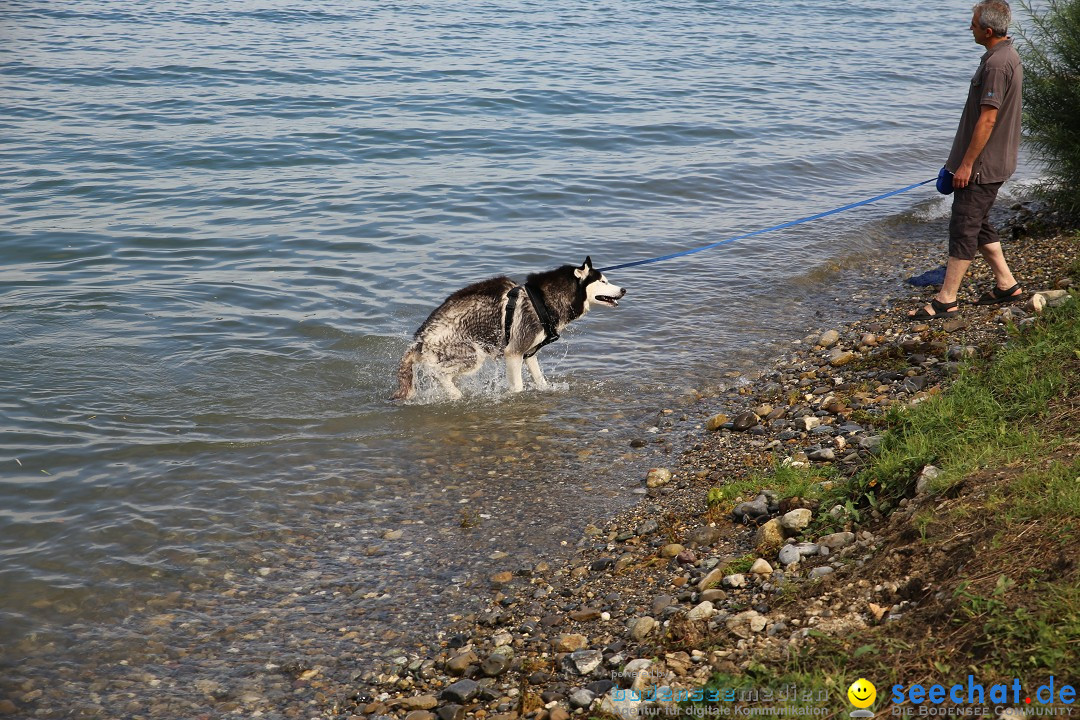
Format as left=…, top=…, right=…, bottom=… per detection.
left=888, top=676, right=1075, bottom=716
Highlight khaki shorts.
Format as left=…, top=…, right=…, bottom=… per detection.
left=948, top=181, right=1003, bottom=260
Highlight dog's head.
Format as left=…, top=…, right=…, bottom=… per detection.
left=575, top=256, right=625, bottom=310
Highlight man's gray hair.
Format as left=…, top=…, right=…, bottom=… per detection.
left=974, top=0, right=1012, bottom=36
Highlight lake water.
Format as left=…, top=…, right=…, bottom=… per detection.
left=0, top=0, right=1035, bottom=704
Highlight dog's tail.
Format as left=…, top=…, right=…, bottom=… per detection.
left=390, top=343, right=421, bottom=402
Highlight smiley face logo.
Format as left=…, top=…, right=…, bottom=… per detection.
left=847, top=678, right=877, bottom=709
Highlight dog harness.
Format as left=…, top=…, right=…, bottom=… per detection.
left=503, top=284, right=560, bottom=358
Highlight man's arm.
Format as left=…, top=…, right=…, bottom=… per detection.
left=953, top=105, right=998, bottom=189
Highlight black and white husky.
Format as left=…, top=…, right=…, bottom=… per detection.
left=391, top=257, right=625, bottom=401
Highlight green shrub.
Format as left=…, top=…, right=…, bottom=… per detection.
left=1016, top=0, right=1080, bottom=215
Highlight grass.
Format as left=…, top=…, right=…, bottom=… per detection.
left=836, top=295, right=1079, bottom=516
left=720, top=553, right=757, bottom=576
left=677, top=296, right=1080, bottom=715
left=954, top=576, right=1080, bottom=678
left=707, top=463, right=837, bottom=515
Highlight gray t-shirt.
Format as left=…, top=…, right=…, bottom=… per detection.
left=946, top=38, right=1023, bottom=184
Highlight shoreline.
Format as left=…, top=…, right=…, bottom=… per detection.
left=1, top=205, right=1074, bottom=720
left=349, top=207, right=1077, bottom=720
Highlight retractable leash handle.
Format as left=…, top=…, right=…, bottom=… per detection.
left=597, top=178, right=936, bottom=273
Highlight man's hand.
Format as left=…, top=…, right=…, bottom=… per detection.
left=953, top=162, right=974, bottom=189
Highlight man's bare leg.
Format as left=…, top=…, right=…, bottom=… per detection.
left=978, top=242, right=1020, bottom=294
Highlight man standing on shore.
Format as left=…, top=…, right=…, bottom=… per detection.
left=910, top=0, right=1024, bottom=321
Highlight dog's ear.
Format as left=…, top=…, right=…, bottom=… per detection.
left=574, top=256, right=593, bottom=281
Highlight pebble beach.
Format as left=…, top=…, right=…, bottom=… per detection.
left=344, top=205, right=1078, bottom=720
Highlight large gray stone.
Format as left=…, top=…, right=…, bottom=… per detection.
left=440, top=679, right=480, bottom=704
left=569, top=689, right=596, bottom=709
left=567, top=649, right=603, bottom=676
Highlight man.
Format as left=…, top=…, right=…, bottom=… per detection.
left=909, top=0, right=1023, bottom=321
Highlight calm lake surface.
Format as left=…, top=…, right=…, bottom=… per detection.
left=1, top=0, right=1035, bottom=699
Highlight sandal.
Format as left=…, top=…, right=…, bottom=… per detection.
left=974, top=283, right=1023, bottom=306
left=908, top=298, right=958, bottom=321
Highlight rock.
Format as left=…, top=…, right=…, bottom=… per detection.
left=705, top=413, right=729, bottom=431
left=1030, top=289, right=1069, bottom=313
left=903, top=375, right=929, bottom=393
left=636, top=519, right=659, bottom=536
left=807, top=448, right=835, bottom=462
left=406, top=712, right=436, bottom=720
left=555, top=634, right=588, bottom=652
left=664, top=651, right=692, bottom=675
left=438, top=705, right=465, bottom=720
left=915, top=465, right=941, bottom=495
left=860, top=333, right=878, bottom=347
left=732, top=411, right=760, bottom=431
left=629, top=616, right=656, bottom=641
left=588, top=680, right=616, bottom=697
left=778, top=544, right=802, bottom=566
left=946, top=345, right=978, bottom=361
left=779, top=542, right=820, bottom=565
left=755, top=518, right=784, bottom=551
left=569, top=608, right=602, bottom=622
left=750, top=558, right=774, bottom=575
left=685, top=526, right=722, bottom=547
left=731, top=494, right=769, bottom=521
left=697, top=568, right=726, bottom=591
left=401, top=696, right=439, bottom=711
left=829, top=351, right=855, bottom=367
left=623, top=659, right=655, bottom=690
left=548, top=706, right=571, bottom=720
left=780, top=508, right=813, bottom=533
left=441, top=679, right=480, bottom=704
left=0, top=701, right=17, bottom=716
left=659, top=543, right=684, bottom=559
left=481, top=649, right=512, bottom=677
left=567, top=649, right=603, bottom=675
left=651, top=595, right=674, bottom=616
left=446, top=651, right=478, bottom=675
left=942, top=317, right=969, bottom=333
left=700, top=588, right=727, bottom=602
left=799, top=416, right=821, bottom=431
left=726, top=610, right=766, bottom=638
left=997, top=306, right=1027, bottom=323
left=569, top=689, right=596, bottom=710
left=818, top=330, right=840, bottom=348
left=687, top=601, right=715, bottom=622
left=767, top=406, right=788, bottom=421
left=645, top=468, right=672, bottom=488
left=490, top=571, right=513, bottom=585
left=599, top=688, right=643, bottom=719
left=721, top=573, right=746, bottom=589
left=820, top=396, right=846, bottom=414
left=808, top=566, right=835, bottom=580
left=858, top=434, right=882, bottom=451
left=817, top=532, right=856, bottom=550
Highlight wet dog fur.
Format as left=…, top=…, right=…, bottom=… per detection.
left=391, top=257, right=625, bottom=401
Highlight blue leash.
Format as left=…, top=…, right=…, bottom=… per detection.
left=597, top=177, right=936, bottom=273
